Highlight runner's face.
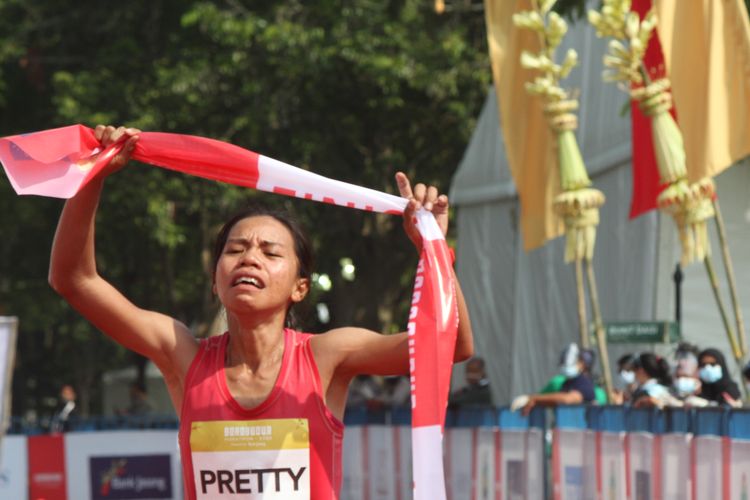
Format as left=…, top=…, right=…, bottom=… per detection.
left=214, top=216, right=308, bottom=317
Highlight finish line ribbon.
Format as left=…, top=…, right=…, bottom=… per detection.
left=0, top=124, right=458, bottom=500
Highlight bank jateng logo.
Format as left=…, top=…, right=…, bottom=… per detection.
left=90, top=454, right=172, bottom=499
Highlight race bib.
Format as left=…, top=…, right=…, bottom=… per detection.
left=190, top=419, right=310, bottom=499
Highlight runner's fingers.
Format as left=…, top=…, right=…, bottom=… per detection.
left=424, top=186, right=439, bottom=211
left=109, top=126, right=127, bottom=144
left=94, top=125, right=106, bottom=142
left=412, top=183, right=426, bottom=203
left=395, top=171, right=414, bottom=199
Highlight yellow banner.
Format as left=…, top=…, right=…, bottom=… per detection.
left=655, top=0, right=750, bottom=181
left=484, top=0, right=563, bottom=250
left=190, top=419, right=309, bottom=452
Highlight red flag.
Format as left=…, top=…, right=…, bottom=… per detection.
left=628, top=0, right=678, bottom=218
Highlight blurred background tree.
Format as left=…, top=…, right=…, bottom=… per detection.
left=0, top=0, right=489, bottom=417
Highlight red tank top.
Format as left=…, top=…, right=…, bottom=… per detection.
left=178, top=329, right=344, bottom=499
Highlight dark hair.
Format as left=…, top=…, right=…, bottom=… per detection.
left=617, top=353, right=635, bottom=371
left=467, top=357, right=486, bottom=370
left=580, top=348, right=596, bottom=373
left=633, top=353, right=672, bottom=386
left=675, top=342, right=700, bottom=358
left=211, top=206, right=314, bottom=328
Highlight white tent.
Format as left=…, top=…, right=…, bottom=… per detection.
left=449, top=20, right=750, bottom=404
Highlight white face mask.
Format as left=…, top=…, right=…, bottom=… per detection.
left=619, top=370, right=635, bottom=386
left=674, top=376, right=699, bottom=397
left=699, top=364, right=723, bottom=384
left=561, top=363, right=580, bottom=379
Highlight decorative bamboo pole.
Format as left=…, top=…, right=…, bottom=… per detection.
left=514, top=0, right=613, bottom=396
left=575, top=242, right=590, bottom=349
left=712, top=199, right=748, bottom=358
left=585, top=259, right=614, bottom=397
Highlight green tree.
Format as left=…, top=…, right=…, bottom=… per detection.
left=0, top=0, right=489, bottom=417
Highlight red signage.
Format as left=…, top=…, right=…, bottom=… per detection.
left=28, top=434, right=67, bottom=500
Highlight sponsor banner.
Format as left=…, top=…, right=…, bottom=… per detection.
left=660, top=433, right=690, bottom=500
left=599, top=432, right=627, bottom=500
left=363, top=425, right=399, bottom=500
left=627, top=433, right=654, bottom=500
left=729, top=440, right=750, bottom=499
left=445, top=428, right=473, bottom=499
left=90, top=454, right=171, bottom=499
left=581, top=431, right=597, bottom=500
left=693, top=436, right=723, bottom=500
left=66, top=430, right=183, bottom=500
left=524, top=428, right=544, bottom=500
left=0, top=317, right=18, bottom=435
left=0, top=435, right=27, bottom=500
left=340, top=425, right=412, bottom=500
left=474, top=428, right=495, bottom=500
left=190, top=419, right=309, bottom=499
left=340, top=426, right=365, bottom=500
left=554, top=430, right=589, bottom=500
left=28, top=434, right=67, bottom=500
left=500, top=430, right=526, bottom=500
left=394, top=425, right=412, bottom=500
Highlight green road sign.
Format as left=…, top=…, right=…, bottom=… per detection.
left=605, top=321, right=681, bottom=344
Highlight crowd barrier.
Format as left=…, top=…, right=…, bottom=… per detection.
left=1, top=406, right=749, bottom=499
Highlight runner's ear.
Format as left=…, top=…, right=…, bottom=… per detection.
left=291, top=277, right=309, bottom=303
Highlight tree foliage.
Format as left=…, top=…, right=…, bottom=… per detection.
left=0, top=0, right=489, bottom=416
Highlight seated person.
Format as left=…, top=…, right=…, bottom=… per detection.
left=512, top=343, right=596, bottom=415
left=697, top=348, right=742, bottom=407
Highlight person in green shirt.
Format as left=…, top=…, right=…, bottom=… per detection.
left=538, top=347, right=608, bottom=405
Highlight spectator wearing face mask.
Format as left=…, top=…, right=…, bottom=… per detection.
left=512, top=343, right=596, bottom=415
left=630, top=353, right=680, bottom=409
left=697, top=348, right=742, bottom=407
left=538, top=346, right=608, bottom=404
left=671, top=343, right=707, bottom=405
left=610, top=354, right=637, bottom=404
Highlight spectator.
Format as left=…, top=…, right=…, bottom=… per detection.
left=610, top=353, right=637, bottom=404
left=512, top=343, right=596, bottom=415
left=697, top=348, right=742, bottom=407
left=539, top=347, right=607, bottom=404
left=672, top=343, right=704, bottom=404
left=630, top=353, right=678, bottom=408
left=346, top=375, right=386, bottom=410
left=742, top=361, right=750, bottom=402
left=50, top=384, right=77, bottom=433
left=448, top=357, right=492, bottom=408
left=382, top=375, right=411, bottom=408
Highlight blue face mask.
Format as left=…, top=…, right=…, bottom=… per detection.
left=674, top=377, right=699, bottom=396
left=619, top=370, right=635, bottom=385
left=699, top=364, right=723, bottom=384
left=561, top=363, right=580, bottom=379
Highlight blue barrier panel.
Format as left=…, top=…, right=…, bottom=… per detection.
left=626, top=407, right=665, bottom=433
left=497, top=406, right=545, bottom=429
left=555, top=405, right=587, bottom=430
left=343, top=406, right=388, bottom=425
left=692, top=408, right=727, bottom=436
left=450, top=406, right=497, bottom=427
left=589, top=405, right=626, bottom=432
left=727, top=409, right=750, bottom=440
left=390, top=406, right=411, bottom=425
left=664, top=407, right=691, bottom=434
